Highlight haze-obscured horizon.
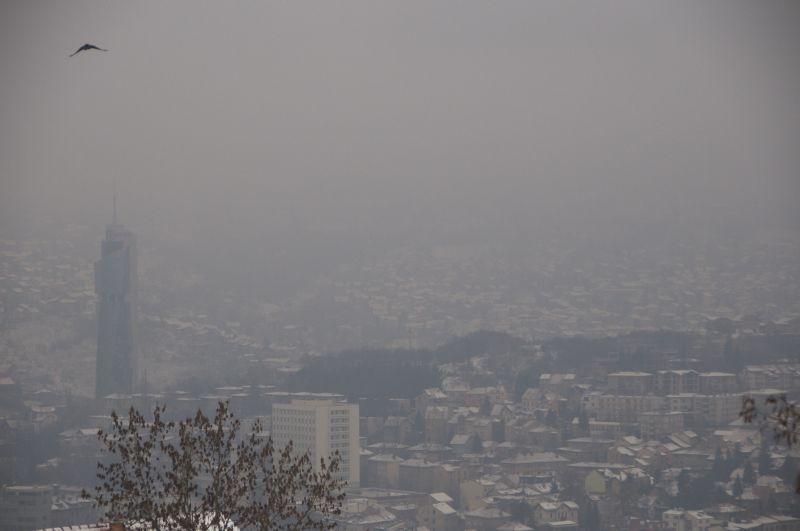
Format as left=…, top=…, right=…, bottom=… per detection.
left=2, top=0, right=798, bottom=305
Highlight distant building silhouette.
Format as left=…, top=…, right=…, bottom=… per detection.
left=94, top=200, right=138, bottom=399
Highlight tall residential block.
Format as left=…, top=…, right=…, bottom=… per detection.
left=272, top=399, right=360, bottom=487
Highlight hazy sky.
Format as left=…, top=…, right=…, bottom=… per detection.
left=1, top=1, right=798, bottom=245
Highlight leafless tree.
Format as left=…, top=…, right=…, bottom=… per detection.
left=83, top=402, right=346, bottom=530
left=741, top=394, right=799, bottom=493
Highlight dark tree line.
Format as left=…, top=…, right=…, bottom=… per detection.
left=289, top=330, right=528, bottom=400
left=289, top=348, right=441, bottom=400
left=434, top=330, right=527, bottom=363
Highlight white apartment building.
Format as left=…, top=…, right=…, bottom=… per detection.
left=272, top=399, right=360, bottom=487
left=583, top=394, right=666, bottom=423
left=656, top=370, right=699, bottom=395
left=666, top=393, right=741, bottom=426
left=607, top=372, right=654, bottom=395
left=742, top=364, right=800, bottom=391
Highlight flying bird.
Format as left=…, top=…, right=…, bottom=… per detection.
left=69, top=44, right=108, bottom=57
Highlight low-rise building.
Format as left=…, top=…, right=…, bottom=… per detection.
left=638, top=411, right=683, bottom=440
left=608, top=372, right=654, bottom=395
left=0, top=485, right=52, bottom=531
left=534, top=501, right=579, bottom=527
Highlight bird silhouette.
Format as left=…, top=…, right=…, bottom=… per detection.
left=69, top=44, right=108, bottom=57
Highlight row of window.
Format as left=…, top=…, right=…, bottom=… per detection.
left=275, top=425, right=315, bottom=433
left=273, top=417, right=315, bottom=424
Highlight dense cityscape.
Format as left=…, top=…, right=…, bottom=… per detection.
left=2, top=1, right=799, bottom=530
left=0, top=215, right=799, bottom=530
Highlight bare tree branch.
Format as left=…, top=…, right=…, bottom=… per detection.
left=83, top=401, right=346, bottom=530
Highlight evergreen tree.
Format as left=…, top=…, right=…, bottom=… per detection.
left=413, top=409, right=425, bottom=432
left=550, top=475, right=559, bottom=494
left=470, top=433, right=483, bottom=454
left=711, top=484, right=730, bottom=504
left=579, top=496, right=601, bottom=531
left=722, top=448, right=737, bottom=479
left=728, top=443, right=745, bottom=476
left=492, top=418, right=506, bottom=442
left=682, top=473, right=715, bottom=509
left=723, top=336, right=742, bottom=372
left=758, top=445, right=772, bottom=475
left=545, top=408, right=559, bottom=428
left=514, top=364, right=543, bottom=401
left=743, top=463, right=757, bottom=485
left=677, top=469, right=691, bottom=498
left=584, top=502, right=601, bottom=530
left=578, top=410, right=589, bottom=432
left=779, top=456, right=797, bottom=485
left=480, top=397, right=492, bottom=416
left=732, top=476, right=744, bottom=498
left=712, top=447, right=725, bottom=481
left=508, top=500, right=533, bottom=525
